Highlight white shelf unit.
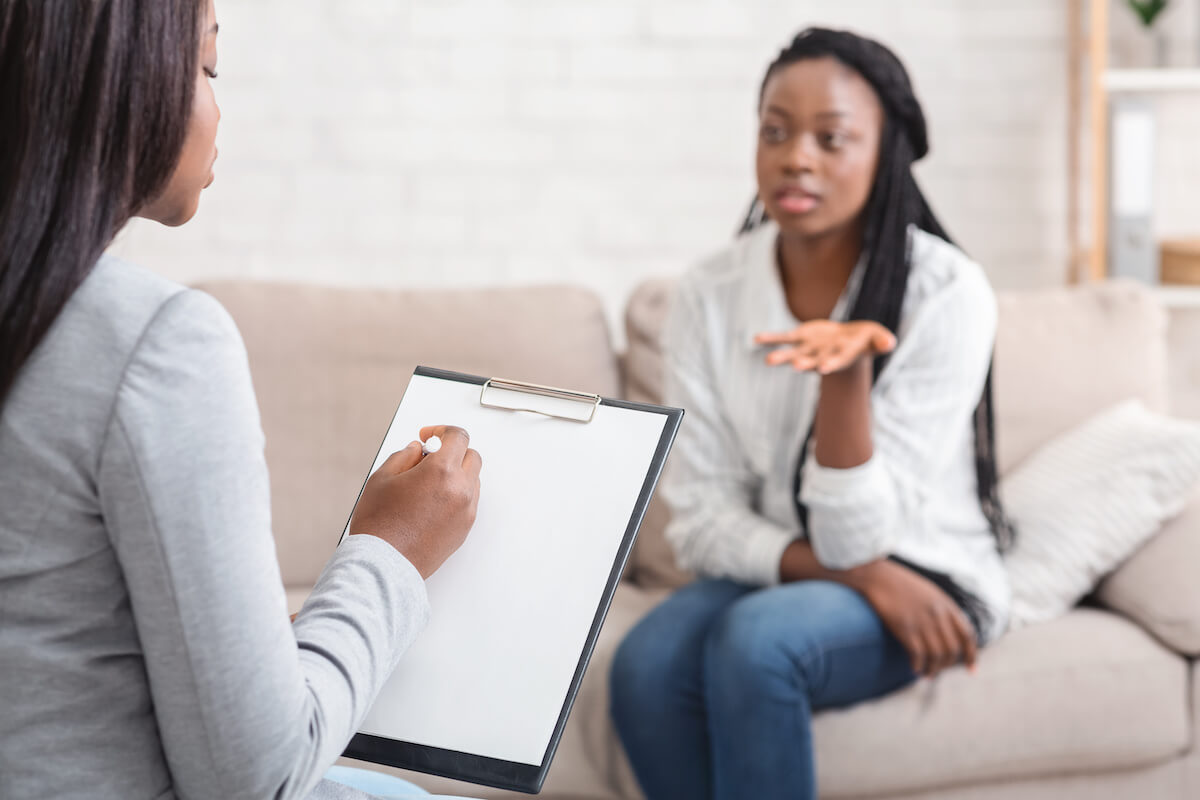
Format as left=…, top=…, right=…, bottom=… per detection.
left=1153, top=285, right=1200, bottom=308
left=1104, top=68, right=1200, bottom=92
left=1071, top=0, right=1200, bottom=283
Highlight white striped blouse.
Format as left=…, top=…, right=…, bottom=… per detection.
left=661, top=220, right=1011, bottom=643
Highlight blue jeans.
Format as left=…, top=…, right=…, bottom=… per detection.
left=610, top=579, right=918, bottom=800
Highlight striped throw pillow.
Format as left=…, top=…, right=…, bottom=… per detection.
left=1001, top=400, right=1200, bottom=630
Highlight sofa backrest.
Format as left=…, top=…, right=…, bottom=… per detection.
left=990, top=281, right=1169, bottom=473
left=621, top=278, right=1172, bottom=589
left=196, top=280, right=621, bottom=589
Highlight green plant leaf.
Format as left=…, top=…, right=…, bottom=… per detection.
left=1127, top=0, right=1169, bottom=27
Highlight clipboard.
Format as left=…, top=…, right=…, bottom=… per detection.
left=337, top=366, right=683, bottom=793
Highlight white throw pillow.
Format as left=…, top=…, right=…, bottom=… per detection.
left=1001, top=400, right=1200, bottom=630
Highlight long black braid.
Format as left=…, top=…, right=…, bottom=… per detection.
left=741, top=29, right=1016, bottom=572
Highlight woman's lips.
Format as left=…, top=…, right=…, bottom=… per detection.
left=775, top=189, right=819, bottom=215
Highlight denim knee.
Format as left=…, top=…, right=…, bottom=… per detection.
left=612, top=580, right=753, bottom=733
left=703, top=592, right=828, bottom=692
left=706, top=607, right=791, bottom=684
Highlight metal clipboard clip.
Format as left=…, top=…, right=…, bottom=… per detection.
left=479, top=377, right=602, bottom=423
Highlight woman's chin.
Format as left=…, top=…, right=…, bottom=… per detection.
left=774, top=216, right=833, bottom=240
left=162, top=193, right=206, bottom=227
left=158, top=204, right=200, bottom=228
left=770, top=209, right=860, bottom=243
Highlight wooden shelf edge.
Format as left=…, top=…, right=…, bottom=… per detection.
left=1104, top=68, right=1200, bottom=92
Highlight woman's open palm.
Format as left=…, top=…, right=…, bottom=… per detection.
left=755, top=319, right=897, bottom=375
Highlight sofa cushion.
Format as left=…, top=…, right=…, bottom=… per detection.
left=1097, top=487, right=1200, bottom=656
left=993, top=280, right=1168, bottom=474
left=812, top=608, right=1190, bottom=797
left=1167, top=304, right=1200, bottom=419
left=622, top=278, right=674, bottom=408
left=325, top=592, right=1189, bottom=800
left=621, top=280, right=692, bottom=591
left=196, top=281, right=620, bottom=588
left=583, top=596, right=1190, bottom=800
left=284, top=587, right=310, bottom=616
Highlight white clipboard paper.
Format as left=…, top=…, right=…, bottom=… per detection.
left=339, top=367, right=683, bottom=793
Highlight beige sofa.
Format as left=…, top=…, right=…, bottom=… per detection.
left=200, top=277, right=1200, bottom=799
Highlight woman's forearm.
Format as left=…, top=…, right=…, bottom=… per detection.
left=813, top=357, right=874, bottom=468
left=779, top=538, right=888, bottom=589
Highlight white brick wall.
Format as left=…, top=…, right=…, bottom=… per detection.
left=109, top=0, right=1200, bottom=339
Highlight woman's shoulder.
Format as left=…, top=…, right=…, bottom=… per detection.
left=74, top=256, right=237, bottom=351
left=675, top=223, right=776, bottom=308
left=32, top=256, right=242, bottom=403
left=5, top=256, right=246, bottom=476
left=79, top=254, right=188, bottom=325
left=681, top=236, right=751, bottom=291
left=905, top=227, right=996, bottom=315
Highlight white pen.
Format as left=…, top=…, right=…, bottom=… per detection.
left=421, top=435, right=442, bottom=456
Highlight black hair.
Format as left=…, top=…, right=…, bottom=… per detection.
left=742, top=28, right=1016, bottom=556
left=0, top=0, right=203, bottom=405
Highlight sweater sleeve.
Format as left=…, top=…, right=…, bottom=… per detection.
left=800, top=269, right=998, bottom=569
left=97, top=289, right=430, bottom=800
left=660, top=281, right=798, bottom=586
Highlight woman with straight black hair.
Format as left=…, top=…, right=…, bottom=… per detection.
left=610, top=28, right=1015, bottom=799
left=0, top=2, right=481, bottom=798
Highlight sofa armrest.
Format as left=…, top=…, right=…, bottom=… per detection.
left=1096, top=487, right=1200, bottom=656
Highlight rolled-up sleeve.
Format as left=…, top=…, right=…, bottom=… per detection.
left=661, top=281, right=798, bottom=586
left=800, top=270, right=998, bottom=569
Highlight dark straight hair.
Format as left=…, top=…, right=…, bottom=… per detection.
left=742, top=28, right=1016, bottom=555
left=0, top=0, right=203, bottom=406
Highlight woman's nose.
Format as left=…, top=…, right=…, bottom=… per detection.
left=782, top=133, right=818, bottom=174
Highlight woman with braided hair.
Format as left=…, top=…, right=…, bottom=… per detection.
left=610, top=28, right=1014, bottom=799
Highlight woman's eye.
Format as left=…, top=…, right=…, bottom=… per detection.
left=760, top=124, right=787, bottom=144
left=819, top=131, right=848, bottom=150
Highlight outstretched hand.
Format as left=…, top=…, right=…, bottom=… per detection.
left=754, top=320, right=896, bottom=375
